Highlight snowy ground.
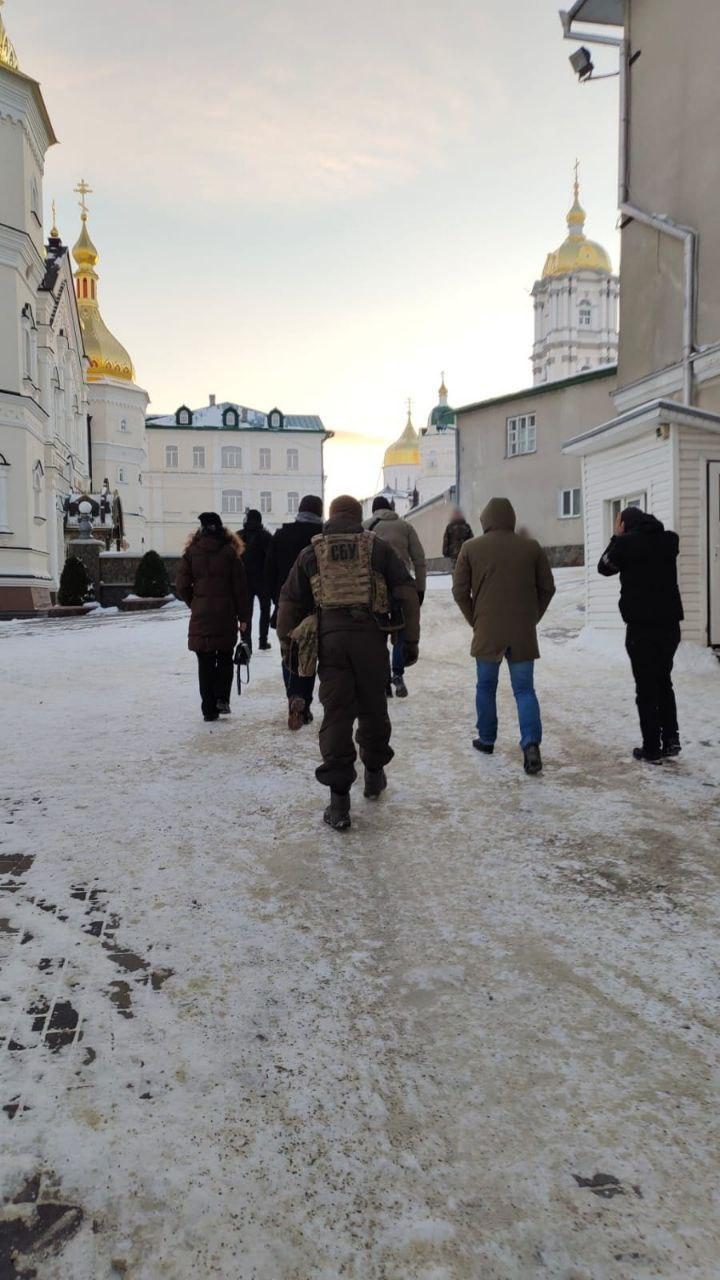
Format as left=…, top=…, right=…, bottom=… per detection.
left=1, top=571, right=719, bottom=1279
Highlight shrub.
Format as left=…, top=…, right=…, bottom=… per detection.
left=133, top=550, right=171, bottom=598
left=58, top=555, right=90, bottom=606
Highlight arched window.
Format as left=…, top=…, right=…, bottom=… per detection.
left=223, top=407, right=239, bottom=428
left=0, top=453, right=10, bottom=533
left=33, top=461, right=44, bottom=519
left=268, top=408, right=284, bottom=430
left=175, top=405, right=193, bottom=426
left=21, top=305, right=37, bottom=384
left=30, top=178, right=40, bottom=220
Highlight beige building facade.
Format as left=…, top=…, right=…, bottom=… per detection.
left=561, top=0, right=720, bottom=644
left=456, top=368, right=616, bottom=563
left=145, top=401, right=330, bottom=553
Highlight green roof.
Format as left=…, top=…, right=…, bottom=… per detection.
left=455, top=365, right=617, bottom=417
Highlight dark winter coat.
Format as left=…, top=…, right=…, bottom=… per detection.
left=598, top=513, right=684, bottom=627
left=452, top=498, right=556, bottom=662
left=239, top=522, right=273, bottom=592
left=265, top=516, right=323, bottom=604
left=277, top=517, right=421, bottom=645
left=443, top=519, right=473, bottom=563
left=363, top=509, right=427, bottom=592
left=176, top=531, right=250, bottom=653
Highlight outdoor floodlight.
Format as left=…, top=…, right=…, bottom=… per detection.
left=569, top=46, right=594, bottom=80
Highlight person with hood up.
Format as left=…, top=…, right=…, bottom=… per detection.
left=176, top=512, right=250, bottom=721
left=443, top=510, right=474, bottom=566
left=277, top=495, right=421, bottom=831
left=598, top=506, right=684, bottom=762
left=265, top=494, right=324, bottom=730
left=452, top=497, right=556, bottom=775
left=364, top=496, right=426, bottom=698
left=238, top=509, right=273, bottom=650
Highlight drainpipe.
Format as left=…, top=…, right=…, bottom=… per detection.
left=560, top=8, right=698, bottom=406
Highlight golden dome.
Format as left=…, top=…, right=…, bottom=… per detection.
left=542, top=175, right=612, bottom=279
left=71, top=182, right=135, bottom=383
left=384, top=406, right=420, bottom=468
left=0, top=2, right=19, bottom=72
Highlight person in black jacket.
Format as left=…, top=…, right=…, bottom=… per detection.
left=238, top=509, right=273, bottom=650
left=265, top=495, right=324, bottom=729
left=598, top=506, right=684, bottom=762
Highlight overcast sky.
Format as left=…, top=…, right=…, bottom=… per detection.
left=10, top=0, right=619, bottom=499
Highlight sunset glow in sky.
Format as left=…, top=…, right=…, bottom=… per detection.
left=10, top=0, right=619, bottom=500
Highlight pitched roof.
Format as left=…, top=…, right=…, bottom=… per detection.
left=146, top=400, right=327, bottom=432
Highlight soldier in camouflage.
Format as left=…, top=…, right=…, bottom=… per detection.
left=277, top=495, right=421, bottom=831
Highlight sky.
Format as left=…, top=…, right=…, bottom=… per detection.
left=9, top=0, right=619, bottom=502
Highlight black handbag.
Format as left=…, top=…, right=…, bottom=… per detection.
left=233, top=640, right=252, bottom=695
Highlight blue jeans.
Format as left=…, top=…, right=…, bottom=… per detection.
left=391, top=633, right=405, bottom=677
left=475, top=655, right=542, bottom=749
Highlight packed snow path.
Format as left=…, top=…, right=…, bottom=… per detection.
left=1, top=572, right=719, bottom=1279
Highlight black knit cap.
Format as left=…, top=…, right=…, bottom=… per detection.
left=244, top=509, right=262, bottom=528
left=620, top=505, right=645, bottom=531
left=372, top=496, right=392, bottom=512
left=199, top=511, right=222, bottom=533
left=299, top=494, right=323, bottom=517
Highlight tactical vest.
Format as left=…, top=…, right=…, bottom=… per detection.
left=309, top=532, right=389, bottom=614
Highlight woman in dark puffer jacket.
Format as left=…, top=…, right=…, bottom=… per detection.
left=176, top=512, right=250, bottom=721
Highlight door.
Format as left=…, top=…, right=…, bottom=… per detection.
left=709, top=462, right=720, bottom=646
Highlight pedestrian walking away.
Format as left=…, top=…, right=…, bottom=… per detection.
left=176, top=512, right=251, bottom=721
left=364, top=496, right=426, bottom=699
left=452, top=497, right=555, bottom=774
left=443, top=509, right=474, bottom=567
left=239, top=509, right=273, bottom=650
left=278, top=494, right=421, bottom=831
left=265, top=494, right=324, bottom=730
left=598, top=506, right=684, bottom=763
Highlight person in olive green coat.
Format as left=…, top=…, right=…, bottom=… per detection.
left=452, top=497, right=555, bottom=774
left=365, top=497, right=426, bottom=697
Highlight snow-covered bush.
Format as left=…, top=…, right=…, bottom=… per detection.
left=58, top=555, right=90, bottom=606
left=133, top=550, right=171, bottom=598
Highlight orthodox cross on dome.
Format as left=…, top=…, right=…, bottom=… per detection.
left=406, top=397, right=413, bottom=424
left=574, top=157, right=580, bottom=194
left=50, top=199, right=59, bottom=238
left=74, top=178, right=93, bottom=219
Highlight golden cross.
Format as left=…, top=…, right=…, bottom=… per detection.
left=573, top=158, right=580, bottom=193
left=74, top=178, right=93, bottom=216
left=407, top=397, right=412, bottom=415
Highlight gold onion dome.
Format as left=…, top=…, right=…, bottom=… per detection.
left=542, top=176, right=612, bottom=279
left=0, top=1, right=19, bottom=71
left=384, top=406, right=420, bottom=468
left=71, top=181, right=134, bottom=383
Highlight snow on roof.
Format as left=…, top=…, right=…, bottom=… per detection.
left=146, top=401, right=326, bottom=432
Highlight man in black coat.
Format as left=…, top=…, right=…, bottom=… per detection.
left=239, top=509, right=273, bottom=650
left=265, top=494, right=324, bottom=729
left=598, top=506, right=684, bottom=762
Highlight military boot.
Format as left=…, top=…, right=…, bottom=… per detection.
left=364, top=768, right=387, bottom=800
left=324, top=792, right=351, bottom=831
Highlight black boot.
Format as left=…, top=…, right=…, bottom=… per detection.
left=633, top=746, right=663, bottom=764
left=661, top=733, right=681, bottom=758
left=323, top=792, right=351, bottom=831
left=473, top=739, right=494, bottom=755
left=364, top=768, right=387, bottom=800
left=392, top=675, right=408, bottom=698
left=523, top=743, right=543, bottom=775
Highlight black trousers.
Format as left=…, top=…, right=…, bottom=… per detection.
left=625, top=623, right=681, bottom=754
left=249, top=590, right=271, bottom=645
left=196, top=650, right=234, bottom=717
left=316, top=627, right=393, bottom=794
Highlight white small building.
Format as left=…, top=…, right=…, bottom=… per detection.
left=417, top=376, right=457, bottom=506
left=564, top=400, right=720, bottom=646
left=145, top=400, right=331, bottom=552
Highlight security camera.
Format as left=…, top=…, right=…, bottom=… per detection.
left=569, top=46, right=594, bottom=80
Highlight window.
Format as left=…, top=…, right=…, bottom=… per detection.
left=120, top=418, right=128, bottom=432
left=428, top=450, right=438, bottom=470
left=33, top=461, right=44, bottom=518
left=506, top=413, right=536, bottom=457
left=287, top=448, right=299, bottom=472
left=559, top=487, right=582, bottom=519
left=260, top=491, right=272, bottom=514
left=259, top=448, right=271, bottom=471
left=288, top=492, right=299, bottom=514
left=607, top=492, right=646, bottom=536
left=221, top=490, right=243, bottom=515
left=165, top=445, right=178, bottom=469
left=221, top=446, right=242, bottom=469
left=579, top=302, right=592, bottom=328
left=176, top=405, right=193, bottom=426
left=0, top=454, right=10, bottom=533
left=193, top=446, right=206, bottom=469
left=117, top=466, right=127, bottom=484
left=269, top=408, right=284, bottom=429
left=30, top=178, right=40, bottom=220
left=222, top=407, right=239, bottom=428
